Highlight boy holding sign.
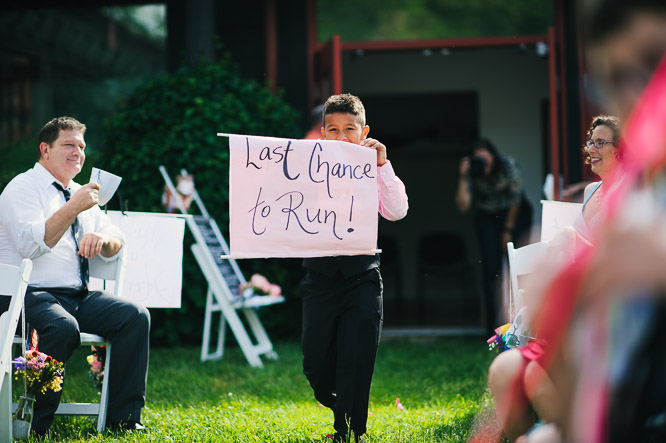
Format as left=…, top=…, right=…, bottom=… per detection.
left=300, top=94, right=408, bottom=442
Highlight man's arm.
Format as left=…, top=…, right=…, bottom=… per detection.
left=84, top=200, right=126, bottom=260
left=44, top=182, right=100, bottom=248
left=79, top=232, right=123, bottom=259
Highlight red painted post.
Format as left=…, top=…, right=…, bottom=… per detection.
left=555, top=0, right=569, bottom=187
left=306, top=0, right=317, bottom=111
left=548, top=26, right=561, bottom=200
left=331, top=34, right=342, bottom=95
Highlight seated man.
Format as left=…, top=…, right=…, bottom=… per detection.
left=0, top=116, right=150, bottom=437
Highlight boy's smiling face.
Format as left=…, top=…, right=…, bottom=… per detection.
left=321, top=112, right=370, bottom=145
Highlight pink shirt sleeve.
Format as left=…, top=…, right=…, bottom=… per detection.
left=377, top=160, right=408, bottom=221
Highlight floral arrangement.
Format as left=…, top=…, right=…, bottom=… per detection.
left=487, top=323, right=513, bottom=352
left=13, top=349, right=64, bottom=395
left=86, top=345, right=106, bottom=392
left=487, top=306, right=534, bottom=353
left=239, top=274, right=282, bottom=298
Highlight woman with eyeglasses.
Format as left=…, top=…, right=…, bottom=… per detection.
left=487, top=115, right=622, bottom=443
left=573, top=115, right=622, bottom=242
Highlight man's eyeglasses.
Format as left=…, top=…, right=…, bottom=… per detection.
left=585, top=139, right=615, bottom=150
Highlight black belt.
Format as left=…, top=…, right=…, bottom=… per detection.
left=26, top=286, right=88, bottom=297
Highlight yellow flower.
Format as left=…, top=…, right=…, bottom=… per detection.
left=498, top=323, right=512, bottom=335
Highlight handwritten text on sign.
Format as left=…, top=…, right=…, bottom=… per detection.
left=225, top=134, right=379, bottom=258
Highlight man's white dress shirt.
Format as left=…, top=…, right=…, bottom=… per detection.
left=0, top=163, right=125, bottom=288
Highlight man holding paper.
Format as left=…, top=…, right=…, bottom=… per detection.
left=0, top=116, right=150, bottom=437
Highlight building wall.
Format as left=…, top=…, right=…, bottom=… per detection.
left=341, top=46, right=549, bottom=327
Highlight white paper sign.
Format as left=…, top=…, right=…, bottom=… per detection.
left=540, top=200, right=583, bottom=242
left=222, top=133, right=379, bottom=258
left=88, top=211, right=186, bottom=308
left=90, top=167, right=122, bottom=206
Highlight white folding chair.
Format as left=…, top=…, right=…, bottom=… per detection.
left=0, top=259, right=32, bottom=443
left=12, top=248, right=126, bottom=434
left=506, top=241, right=548, bottom=321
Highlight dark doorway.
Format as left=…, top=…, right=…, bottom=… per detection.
left=361, top=91, right=483, bottom=328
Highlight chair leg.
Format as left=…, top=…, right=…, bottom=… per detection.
left=216, top=299, right=263, bottom=368
left=0, top=370, right=11, bottom=443
left=97, top=343, right=111, bottom=433
left=242, top=308, right=276, bottom=358
left=215, top=311, right=226, bottom=359
left=202, top=288, right=227, bottom=362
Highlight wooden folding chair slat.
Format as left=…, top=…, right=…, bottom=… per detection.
left=159, top=166, right=283, bottom=368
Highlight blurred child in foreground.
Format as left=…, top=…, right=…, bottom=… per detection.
left=516, top=1, right=666, bottom=442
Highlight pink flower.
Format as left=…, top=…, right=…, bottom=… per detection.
left=269, top=284, right=282, bottom=297
left=250, top=274, right=271, bottom=293
left=396, top=397, right=404, bottom=410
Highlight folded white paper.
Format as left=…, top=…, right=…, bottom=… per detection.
left=90, top=167, right=122, bottom=206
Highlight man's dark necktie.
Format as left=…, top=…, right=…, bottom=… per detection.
left=53, top=182, right=89, bottom=287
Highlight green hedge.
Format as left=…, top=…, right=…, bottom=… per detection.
left=99, top=56, right=304, bottom=347
left=0, top=138, right=37, bottom=191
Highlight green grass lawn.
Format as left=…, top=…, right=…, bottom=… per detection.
left=15, top=337, right=497, bottom=442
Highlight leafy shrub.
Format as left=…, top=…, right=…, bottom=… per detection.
left=0, top=138, right=37, bottom=191
left=100, top=56, right=304, bottom=347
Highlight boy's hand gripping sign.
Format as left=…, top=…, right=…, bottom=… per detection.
left=220, top=134, right=379, bottom=258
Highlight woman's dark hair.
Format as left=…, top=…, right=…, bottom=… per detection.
left=469, top=138, right=502, bottom=177
left=582, top=115, right=622, bottom=164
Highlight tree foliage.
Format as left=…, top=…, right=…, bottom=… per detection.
left=100, top=56, right=303, bottom=346
left=318, top=0, right=554, bottom=42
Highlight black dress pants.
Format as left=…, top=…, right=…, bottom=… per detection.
left=301, top=268, right=383, bottom=438
left=2, top=287, right=150, bottom=433
left=475, top=210, right=506, bottom=336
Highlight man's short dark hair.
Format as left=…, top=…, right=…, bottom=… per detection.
left=322, top=94, right=366, bottom=126
left=38, top=116, right=86, bottom=160
left=585, top=0, right=666, bottom=45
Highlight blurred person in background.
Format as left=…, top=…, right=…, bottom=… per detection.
left=456, top=139, right=533, bottom=336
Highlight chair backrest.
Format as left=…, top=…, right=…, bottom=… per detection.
left=88, top=247, right=126, bottom=298
left=507, top=241, right=548, bottom=320
left=0, top=259, right=33, bottom=391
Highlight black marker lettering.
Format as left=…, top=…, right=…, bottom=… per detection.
left=248, top=187, right=269, bottom=235
left=282, top=141, right=300, bottom=180
left=276, top=191, right=317, bottom=234
left=245, top=137, right=261, bottom=170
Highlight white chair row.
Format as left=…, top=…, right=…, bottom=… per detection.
left=506, top=241, right=549, bottom=322
left=0, top=259, right=32, bottom=443
left=0, top=250, right=125, bottom=441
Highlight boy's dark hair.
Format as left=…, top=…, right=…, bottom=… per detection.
left=585, top=0, right=666, bottom=45
left=38, top=116, right=86, bottom=159
left=322, top=93, right=366, bottom=126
